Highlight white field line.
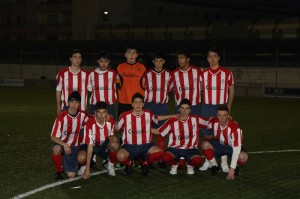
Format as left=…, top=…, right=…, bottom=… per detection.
left=11, top=149, right=300, bottom=199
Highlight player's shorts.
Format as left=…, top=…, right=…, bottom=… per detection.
left=167, top=147, right=200, bottom=162
left=51, top=143, right=78, bottom=173
left=89, top=103, right=116, bottom=120
left=144, top=102, right=169, bottom=128
left=209, top=139, right=247, bottom=158
left=79, top=139, right=110, bottom=160
left=175, top=104, right=201, bottom=115
left=200, top=104, right=221, bottom=136
left=121, top=143, right=155, bottom=161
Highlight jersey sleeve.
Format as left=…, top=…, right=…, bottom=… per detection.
left=228, top=71, right=234, bottom=86
left=115, top=114, right=125, bottom=132
left=56, top=71, right=63, bottom=91
left=158, top=118, right=172, bottom=137
left=51, top=117, right=62, bottom=138
left=198, top=116, right=209, bottom=129
left=152, top=113, right=158, bottom=125
left=83, top=122, right=92, bottom=145
left=87, top=72, right=93, bottom=92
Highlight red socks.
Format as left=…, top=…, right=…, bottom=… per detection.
left=156, top=135, right=166, bottom=151
left=203, top=149, right=214, bottom=160
left=51, top=154, right=63, bottom=172
left=119, top=157, right=132, bottom=166
left=188, top=156, right=203, bottom=167
left=162, top=152, right=175, bottom=165
left=109, top=151, right=117, bottom=163
left=147, top=151, right=163, bottom=164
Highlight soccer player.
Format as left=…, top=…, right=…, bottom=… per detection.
left=50, top=91, right=89, bottom=180
left=170, top=48, right=202, bottom=115
left=116, top=45, right=146, bottom=116
left=56, top=49, right=89, bottom=114
left=88, top=52, right=118, bottom=119
left=200, top=47, right=235, bottom=173
left=143, top=51, right=171, bottom=155
left=116, top=93, right=174, bottom=175
left=152, top=99, right=209, bottom=175
left=80, top=101, right=119, bottom=179
left=201, top=105, right=248, bottom=180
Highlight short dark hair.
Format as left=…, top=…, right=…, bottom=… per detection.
left=217, top=104, right=229, bottom=112
left=125, top=45, right=138, bottom=53
left=68, top=91, right=81, bottom=102
left=207, top=46, right=220, bottom=57
left=71, top=49, right=82, bottom=57
left=131, top=92, right=144, bottom=103
left=179, top=98, right=191, bottom=108
left=152, top=51, right=165, bottom=60
left=94, top=101, right=108, bottom=111
left=177, top=48, right=190, bottom=58
left=97, top=52, right=110, bottom=60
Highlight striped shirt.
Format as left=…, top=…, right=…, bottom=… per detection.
left=56, top=67, right=89, bottom=111
left=116, top=110, right=158, bottom=145
left=88, top=68, right=118, bottom=105
left=51, top=110, right=89, bottom=147
left=202, top=66, right=234, bottom=105
left=143, top=69, right=171, bottom=104
left=83, top=117, right=115, bottom=147
left=159, top=115, right=209, bottom=149
left=170, top=66, right=202, bottom=105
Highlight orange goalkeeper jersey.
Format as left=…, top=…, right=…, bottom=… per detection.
left=117, top=62, right=146, bottom=104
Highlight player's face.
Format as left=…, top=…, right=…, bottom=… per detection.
left=70, top=53, right=82, bottom=67
left=177, top=54, right=190, bottom=69
left=217, top=110, right=229, bottom=126
left=207, top=52, right=220, bottom=67
left=97, top=58, right=110, bottom=71
left=179, top=104, right=191, bottom=118
left=132, top=98, right=144, bottom=113
left=153, top=58, right=165, bottom=70
left=95, top=109, right=108, bottom=123
left=125, top=49, right=138, bottom=64
left=68, top=100, right=80, bottom=113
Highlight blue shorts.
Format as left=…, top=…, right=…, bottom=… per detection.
left=200, top=104, right=220, bottom=136
left=167, top=147, right=200, bottom=163
left=175, top=104, right=200, bottom=115
left=52, top=143, right=78, bottom=173
left=209, top=139, right=247, bottom=158
left=89, top=103, right=116, bottom=120
left=121, top=143, right=154, bottom=161
left=144, top=102, right=169, bottom=128
left=80, top=139, right=110, bottom=160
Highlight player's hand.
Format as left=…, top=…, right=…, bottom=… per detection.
left=226, top=168, right=235, bottom=180
left=82, top=168, right=90, bottom=179
left=63, top=144, right=71, bottom=155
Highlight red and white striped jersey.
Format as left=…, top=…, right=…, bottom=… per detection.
left=56, top=67, right=89, bottom=111
left=170, top=66, right=202, bottom=105
left=143, top=69, right=171, bottom=104
left=208, top=117, right=242, bottom=148
left=116, top=110, right=158, bottom=145
left=88, top=68, right=118, bottom=105
left=83, top=117, right=115, bottom=147
left=51, top=110, right=89, bottom=147
left=202, top=66, right=234, bottom=105
left=159, top=115, right=209, bottom=149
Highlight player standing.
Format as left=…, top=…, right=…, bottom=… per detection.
left=56, top=49, right=89, bottom=114
left=200, top=47, right=235, bottom=173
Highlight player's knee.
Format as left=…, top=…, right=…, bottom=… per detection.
left=201, top=141, right=210, bottom=150
left=77, top=150, right=87, bottom=165
left=117, top=150, right=128, bottom=162
left=52, top=145, right=62, bottom=155
left=66, top=172, right=76, bottom=178
left=190, top=156, right=203, bottom=167
left=238, top=152, right=248, bottom=164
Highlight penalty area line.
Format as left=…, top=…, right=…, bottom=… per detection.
left=11, top=149, right=300, bottom=199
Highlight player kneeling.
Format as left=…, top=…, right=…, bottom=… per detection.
left=201, top=104, right=248, bottom=180
left=80, top=101, right=119, bottom=179
left=152, top=99, right=209, bottom=175
left=51, top=91, right=89, bottom=180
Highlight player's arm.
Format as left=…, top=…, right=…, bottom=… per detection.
left=51, top=136, right=71, bottom=154
left=227, top=146, right=241, bottom=180
left=157, top=114, right=177, bottom=121
left=56, top=90, right=62, bottom=115
left=82, top=144, right=93, bottom=179
left=151, top=128, right=160, bottom=135
left=227, top=85, right=235, bottom=113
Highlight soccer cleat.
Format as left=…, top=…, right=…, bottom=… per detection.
left=210, top=166, right=220, bottom=175
left=55, top=171, right=64, bottom=180
left=107, top=161, right=116, bottom=176
left=125, top=163, right=133, bottom=175
left=141, top=164, right=149, bottom=176
left=234, top=166, right=240, bottom=176
left=102, top=160, right=108, bottom=169
left=158, top=161, right=167, bottom=169
left=77, top=165, right=86, bottom=176
left=199, top=159, right=212, bottom=171
left=187, top=165, right=195, bottom=175
left=221, top=162, right=230, bottom=173
left=170, top=164, right=178, bottom=175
